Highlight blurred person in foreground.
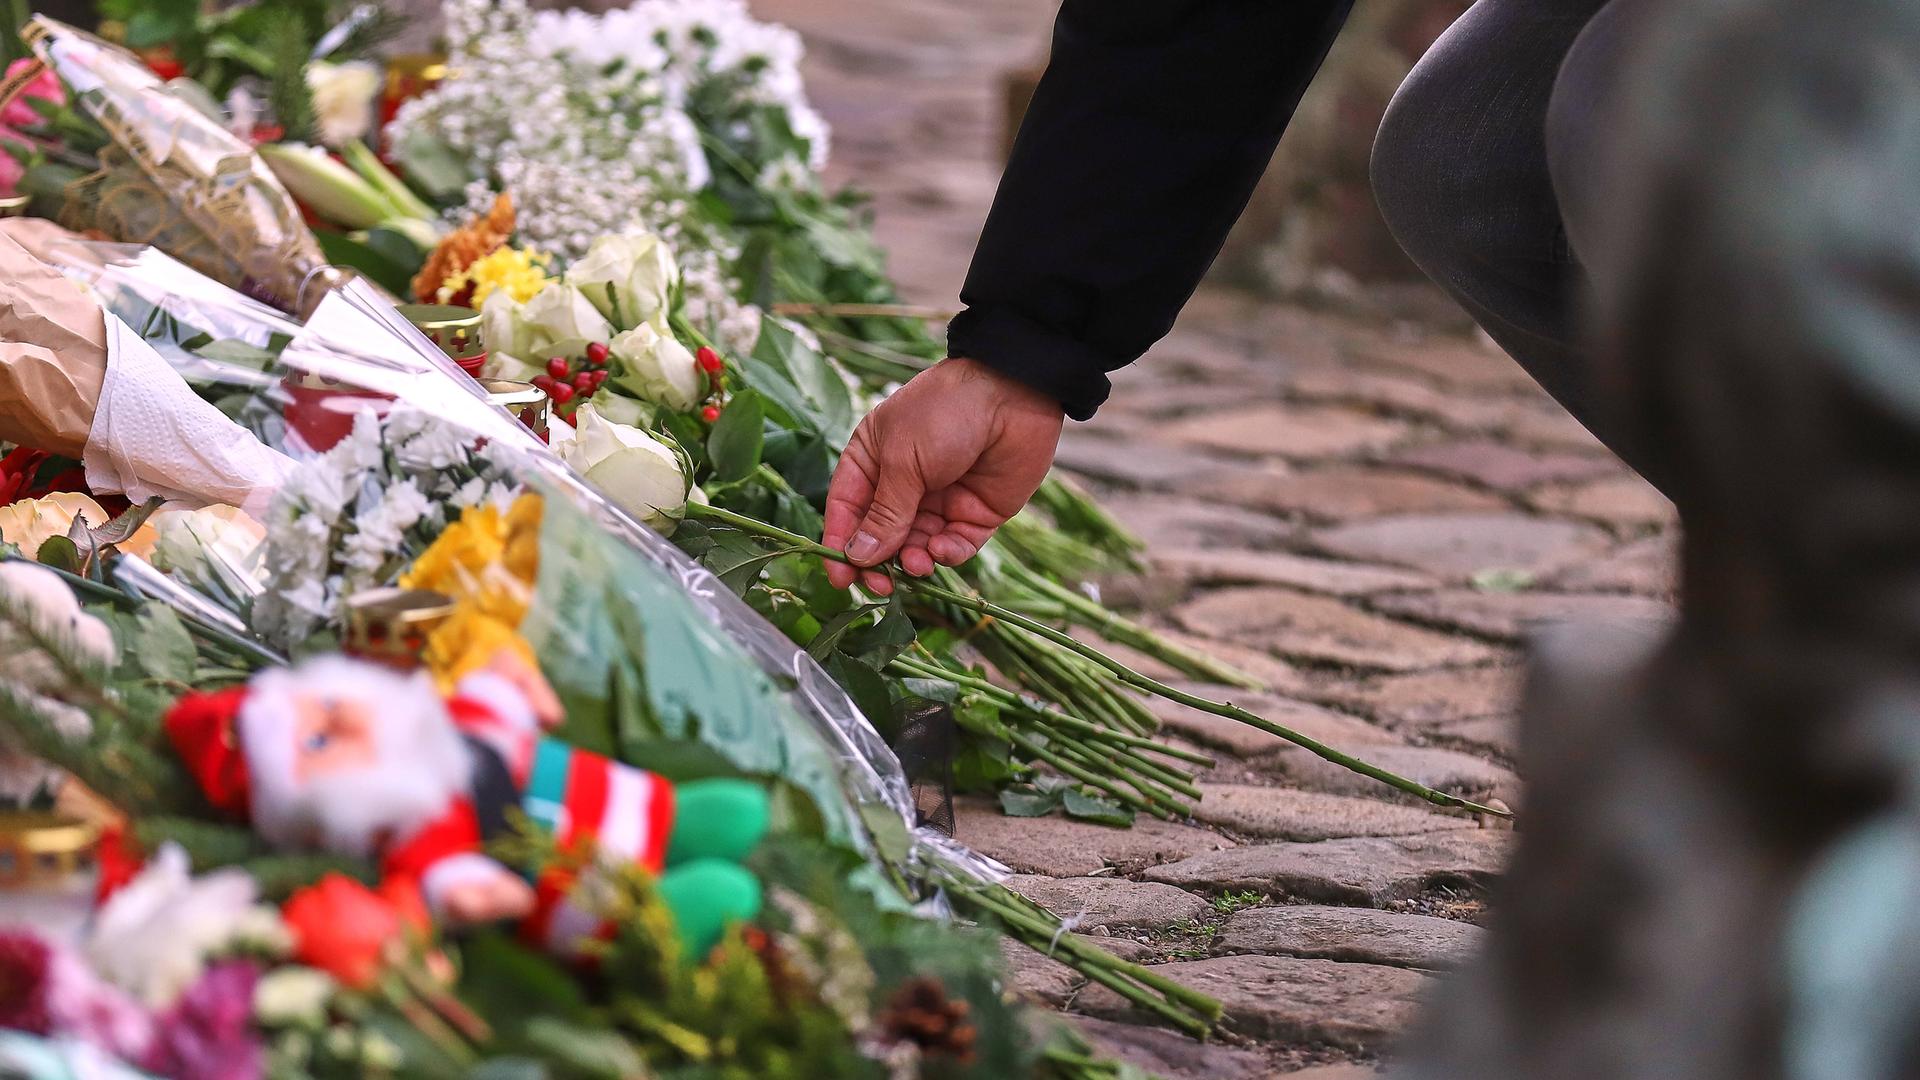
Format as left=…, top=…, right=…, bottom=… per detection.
left=824, top=0, right=1649, bottom=592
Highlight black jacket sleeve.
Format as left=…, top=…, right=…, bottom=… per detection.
left=947, top=0, right=1355, bottom=420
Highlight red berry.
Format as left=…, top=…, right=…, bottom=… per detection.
left=531, top=374, right=554, bottom=392
left=572, top=371, right=596, bottom=392
left=701, top=404, right=721, bottom=423
left=585, top=341, right=610, bottom=365
left=589, top=370, right=609, bottom=387
left=548, top=382, right=575, bottom=404
left=696, top=346, right=723, bottom=374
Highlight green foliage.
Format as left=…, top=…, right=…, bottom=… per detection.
left=995, top=775, right=1135, bottom=828
left=706, top=389, right=766, bottom=484
left=262, top=11, right=316, bottom=144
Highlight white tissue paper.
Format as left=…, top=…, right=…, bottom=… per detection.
left=82, top=314, right=296, bottom=516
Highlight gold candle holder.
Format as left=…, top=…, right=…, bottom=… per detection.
left=398, top=303, right=487, bottom=375
left=344, top=587, right=455, bottom=666
left=0, top=810, right=99, bottom=888
left=481, top=379, right=550, bottom=441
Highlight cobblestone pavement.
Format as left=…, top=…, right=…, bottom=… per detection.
left=755, top=0, right=1678, bottom=1075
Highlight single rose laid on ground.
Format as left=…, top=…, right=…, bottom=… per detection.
left=555, top=405, right=693, bottom=533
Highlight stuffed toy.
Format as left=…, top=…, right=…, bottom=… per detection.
left=163, top=654, right=769, bottom=958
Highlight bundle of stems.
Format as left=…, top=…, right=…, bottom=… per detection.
left=947, top=879, right=1224, bottom=1038
left=685, top=503, right=1513, bottom=820
left=891, top=648, right=1210, bottom=821
left=925, top=565, right=1162, bottom=738
left=981, top=552, right=1265, bottom=692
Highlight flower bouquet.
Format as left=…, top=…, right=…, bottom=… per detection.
left=0, top=230, right=1224, bottom=1075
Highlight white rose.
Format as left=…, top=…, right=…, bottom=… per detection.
left=305, top=61, right=381, bottom=148
left=564, top=232, right=677, bottom=328
left=151, top=504, right=267, bottom=592
left=608, top=322, right=702, bottom=411
left=479, top=289, right=537, bottom=363
left=519, top=284, right=613, bottom=355
left=555, top=405, right=691, bottom=534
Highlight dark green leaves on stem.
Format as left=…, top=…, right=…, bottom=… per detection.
left=997, top=774, right=1134, bottom=827
left=705, top=387, right=766, bottom=483
left=741, top=319, right=854, bottom=447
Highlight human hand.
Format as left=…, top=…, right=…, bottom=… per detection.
left=823, top=358, right=1063, bottom=595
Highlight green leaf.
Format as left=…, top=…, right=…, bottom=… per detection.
left=824, top=652, right=891, bottom=728
left=391, top=130, right=473, bottom=200
left=1470, top=567, right=1537, bottom=593
left=805, top=600, right=888, bottom=662
left=315, top=230, right=416, bottom=297
left=33, top=535, right=79, bottom=574
left=132, top=606, right=198, bottom=685
left=742, top=320, right=854, bottom=446
left=94, top=497, right=164, bottom=547
left=1062, top=788, right=1135, bottom=827
left=706, top=388, right=766, bottom=483
left=998, top=787, right=1061, bottom=818
left=192, top=338, right=279, bottom=368
left=522, top=1018, right=647, bottom=1080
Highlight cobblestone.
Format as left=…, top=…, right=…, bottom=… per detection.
left=1148, top=691, right=1404, bottom=758
left=1369, top=588, right=1674, bottom=643
left=1153, top=548, right=1438, bottom=597
left=1143, top=831, right=1513, bottom=905
left=1263, top=743, right=1520, bottom=805
left=1174, top=587, right=1503, bottom=672
left=1075, top=954, right=1429, bottom=1050
left=1311, top=512, right=1613, bottom=579
left=1323, top=665, right=1524, bottom=731
left=1192, top=466, right=1508, bottom=523
left=1192, top=784, right=1475, bottom=842
left=1526, top=474, right=1677, bottom=530
left=954, top=797, right=1233, bottom=876
left=1164, top=403, right=1415, bottom=461
left=1392, top=438, right=1623, bottom=493
left=1215, top=905, right=1484, bottom=969
left=1008, top=875, right=1213, bottom=932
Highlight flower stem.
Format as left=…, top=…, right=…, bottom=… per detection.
left=685, top=503, right=1512, bottom=819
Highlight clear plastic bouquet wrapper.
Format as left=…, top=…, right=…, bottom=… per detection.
left=15, top=16, right=339, bottom=315
left=0, top=235, right=1221, bottom=1076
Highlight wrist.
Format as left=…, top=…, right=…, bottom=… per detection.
left=941, top=356, right=1068, bottom=419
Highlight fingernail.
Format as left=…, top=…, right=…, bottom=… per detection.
left=847, top=531, right=880, bottom=563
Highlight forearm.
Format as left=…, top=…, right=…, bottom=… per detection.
left=950, top=0, right=1355, bottom=419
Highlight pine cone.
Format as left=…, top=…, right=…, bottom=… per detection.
left=877, top=977, right=978, bottom=1064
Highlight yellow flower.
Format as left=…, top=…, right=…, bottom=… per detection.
left=438, top=246, right=554, bottom=308
left=0, top=492, right=158, bottom=560
left=401, top=495, right=546, bottom=689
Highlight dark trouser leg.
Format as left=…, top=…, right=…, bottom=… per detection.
left=1371, top=0, right=1672, bottom=492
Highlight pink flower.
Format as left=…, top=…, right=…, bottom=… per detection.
left=0, top=929, right=153, bottom=1062
left=0, top=144, right=23, bottom=199
left=0, top=58, right=62, bottom=129
left=143, top=960, right=263, bottom=1080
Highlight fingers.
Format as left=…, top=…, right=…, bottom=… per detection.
left=928, top=519, right=996, bottom=567
left=823, top=434, right=877, bottom=590
left=847, top=462, right=926, bottom=567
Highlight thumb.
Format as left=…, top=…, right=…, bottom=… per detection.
left=847, top=465, right=924, bottom=566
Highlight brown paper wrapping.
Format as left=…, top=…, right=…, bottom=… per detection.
left=0, top=230, right=105, bottom=458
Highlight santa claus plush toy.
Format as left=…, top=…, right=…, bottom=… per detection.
left=163, top=655, right=770, bottom=958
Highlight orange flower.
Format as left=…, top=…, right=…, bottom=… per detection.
left=282, top=874, right=420, bottom=990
